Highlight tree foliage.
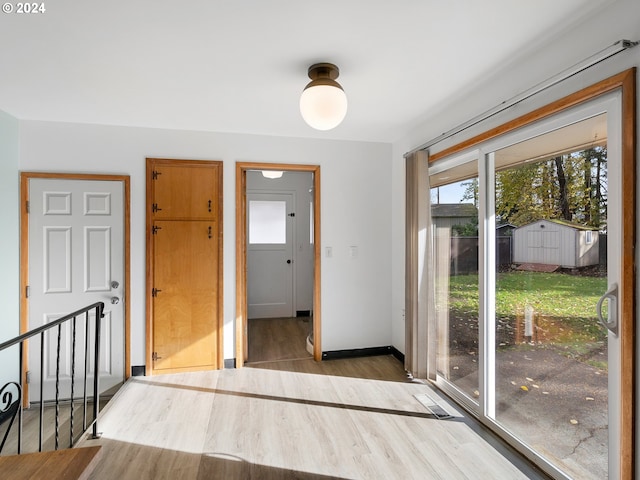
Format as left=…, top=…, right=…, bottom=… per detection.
left=495, top=146, right=607, bottom=230
left=452, top=216, right=478, bottom=236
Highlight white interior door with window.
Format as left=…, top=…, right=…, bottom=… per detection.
left=27, top=178, right=125, bottom=402
left=247, top=192, right=294, bottom=318
left=428, top=92, right=627, bottom=480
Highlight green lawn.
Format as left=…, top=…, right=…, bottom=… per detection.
left=449, top=271, right=606, bottom=317
left=447, top=271, right=608, bottom=348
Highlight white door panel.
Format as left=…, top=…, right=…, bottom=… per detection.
left=247, top=193, right=294, bottom=318
left=28, top=178, right=124, bottom=402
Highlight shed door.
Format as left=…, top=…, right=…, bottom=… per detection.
left=527, top=227, right=560, bottom=265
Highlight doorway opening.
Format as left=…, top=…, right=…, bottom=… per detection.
left=236, top=163, right=321, bottom=367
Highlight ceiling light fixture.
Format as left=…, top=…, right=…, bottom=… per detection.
left=262, top=170, right=284, bottom=179
left=299, top=63, right=347, bottom=131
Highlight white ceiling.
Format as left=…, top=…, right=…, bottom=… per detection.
left=0, top=0, right=609, bottom=143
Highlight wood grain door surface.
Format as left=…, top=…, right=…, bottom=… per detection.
left=147, top=159, right=223, bottom=374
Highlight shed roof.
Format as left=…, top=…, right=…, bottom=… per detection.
left=431, top=203, right=477, bottom=218
left=517, top=219, right=597, bottom=231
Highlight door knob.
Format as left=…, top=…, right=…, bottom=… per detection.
left=111, top=281, right=120, bottom=289
left=286, top=259, right=292, bottom=264
left=110, top=296, right=120, bottom=305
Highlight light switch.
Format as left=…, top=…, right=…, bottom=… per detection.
left=349, top=246, right=358, bottom=258
left=325, top=246, right=333, bottom=258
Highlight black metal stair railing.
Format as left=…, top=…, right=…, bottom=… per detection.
left=0, top=302, right=104, bottom=454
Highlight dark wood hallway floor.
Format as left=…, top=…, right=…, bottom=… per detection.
left=247, top=316, right=313, bottom=364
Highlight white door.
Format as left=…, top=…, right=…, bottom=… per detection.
left=28, top=178, right=125, bottom=402
left=247, top=193, right=294, bottom=318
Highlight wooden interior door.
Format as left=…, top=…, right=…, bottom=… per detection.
left=146, top=159, right=223, bottom=374
left=153, top=221, right=219, bottom=371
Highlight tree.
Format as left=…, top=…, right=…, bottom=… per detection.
left=452, top=216, right=478, bottom=236
left=461, top=178, right=478, bottom=207
left=495, top=163, right=542, bottom=225
left=553, top=155, right=571, bottom=221
left=495, top=146, right=607, bottom=230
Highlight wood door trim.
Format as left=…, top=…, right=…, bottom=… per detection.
left=426, top=68, right=636, bottom=479
left=19, top=172, right=131, bottom=406
left=618, top=67, right=636, bottom=480
left=145, top=158, right=224, bottom=375
left=236, top=162, right=322, bottom=366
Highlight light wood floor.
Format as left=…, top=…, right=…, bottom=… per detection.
left=76, top=356, right=549, bottom=479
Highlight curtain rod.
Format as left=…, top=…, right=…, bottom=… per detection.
left=405, top=39, right=639, bottom=158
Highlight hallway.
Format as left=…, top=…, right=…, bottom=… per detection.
left=247, top=316, right=313, bottom=364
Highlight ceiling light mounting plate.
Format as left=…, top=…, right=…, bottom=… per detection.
left=307, top=63, right=340, bottom=81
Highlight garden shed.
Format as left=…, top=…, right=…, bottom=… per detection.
left=431, top=203, right=477, bottom=231
left=496, top=223, right=517, bottom=236
left=513, top=219, right=599, bottom=268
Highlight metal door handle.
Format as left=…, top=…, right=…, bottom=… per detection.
left=110, top=296, right=120, bottom=305
left=286, top=259, right=292, bottom=264
left=111, top=281, right=120, bottom=289
left=596, top=283, right=617, bottom=335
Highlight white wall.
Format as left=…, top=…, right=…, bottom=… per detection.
left=0, top=110, right=20, bottom=388
left=17, top=122, right=393, bottom=365
left=247, top=170, right=314, bottom=313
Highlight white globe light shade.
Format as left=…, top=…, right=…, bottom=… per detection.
left=299, top=84, right=348, bottom=131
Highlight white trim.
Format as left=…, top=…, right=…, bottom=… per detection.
left=481, top=151, right=496, bottom=420
left=428, top=148, right=478, bottom=175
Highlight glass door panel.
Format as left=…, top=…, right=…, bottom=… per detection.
left=430, top=160, right=480, bottom=402
left=491, top=116, right=609, bottom=479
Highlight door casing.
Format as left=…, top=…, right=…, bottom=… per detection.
left=236, top=162, right=322, bottom=365
left=20, top=172, right=131, bottom=405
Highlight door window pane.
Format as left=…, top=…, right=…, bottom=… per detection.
left=492, top=127, right=608, bottom=480
left=431, top=161, right=479, bottom=401
left=249, top=200, right=286, bottom=244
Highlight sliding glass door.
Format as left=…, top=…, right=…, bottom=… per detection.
left=429, top=92, right=626, bottom=479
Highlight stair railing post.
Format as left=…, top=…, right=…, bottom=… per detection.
left=91, top=303, right=103, bottom=439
